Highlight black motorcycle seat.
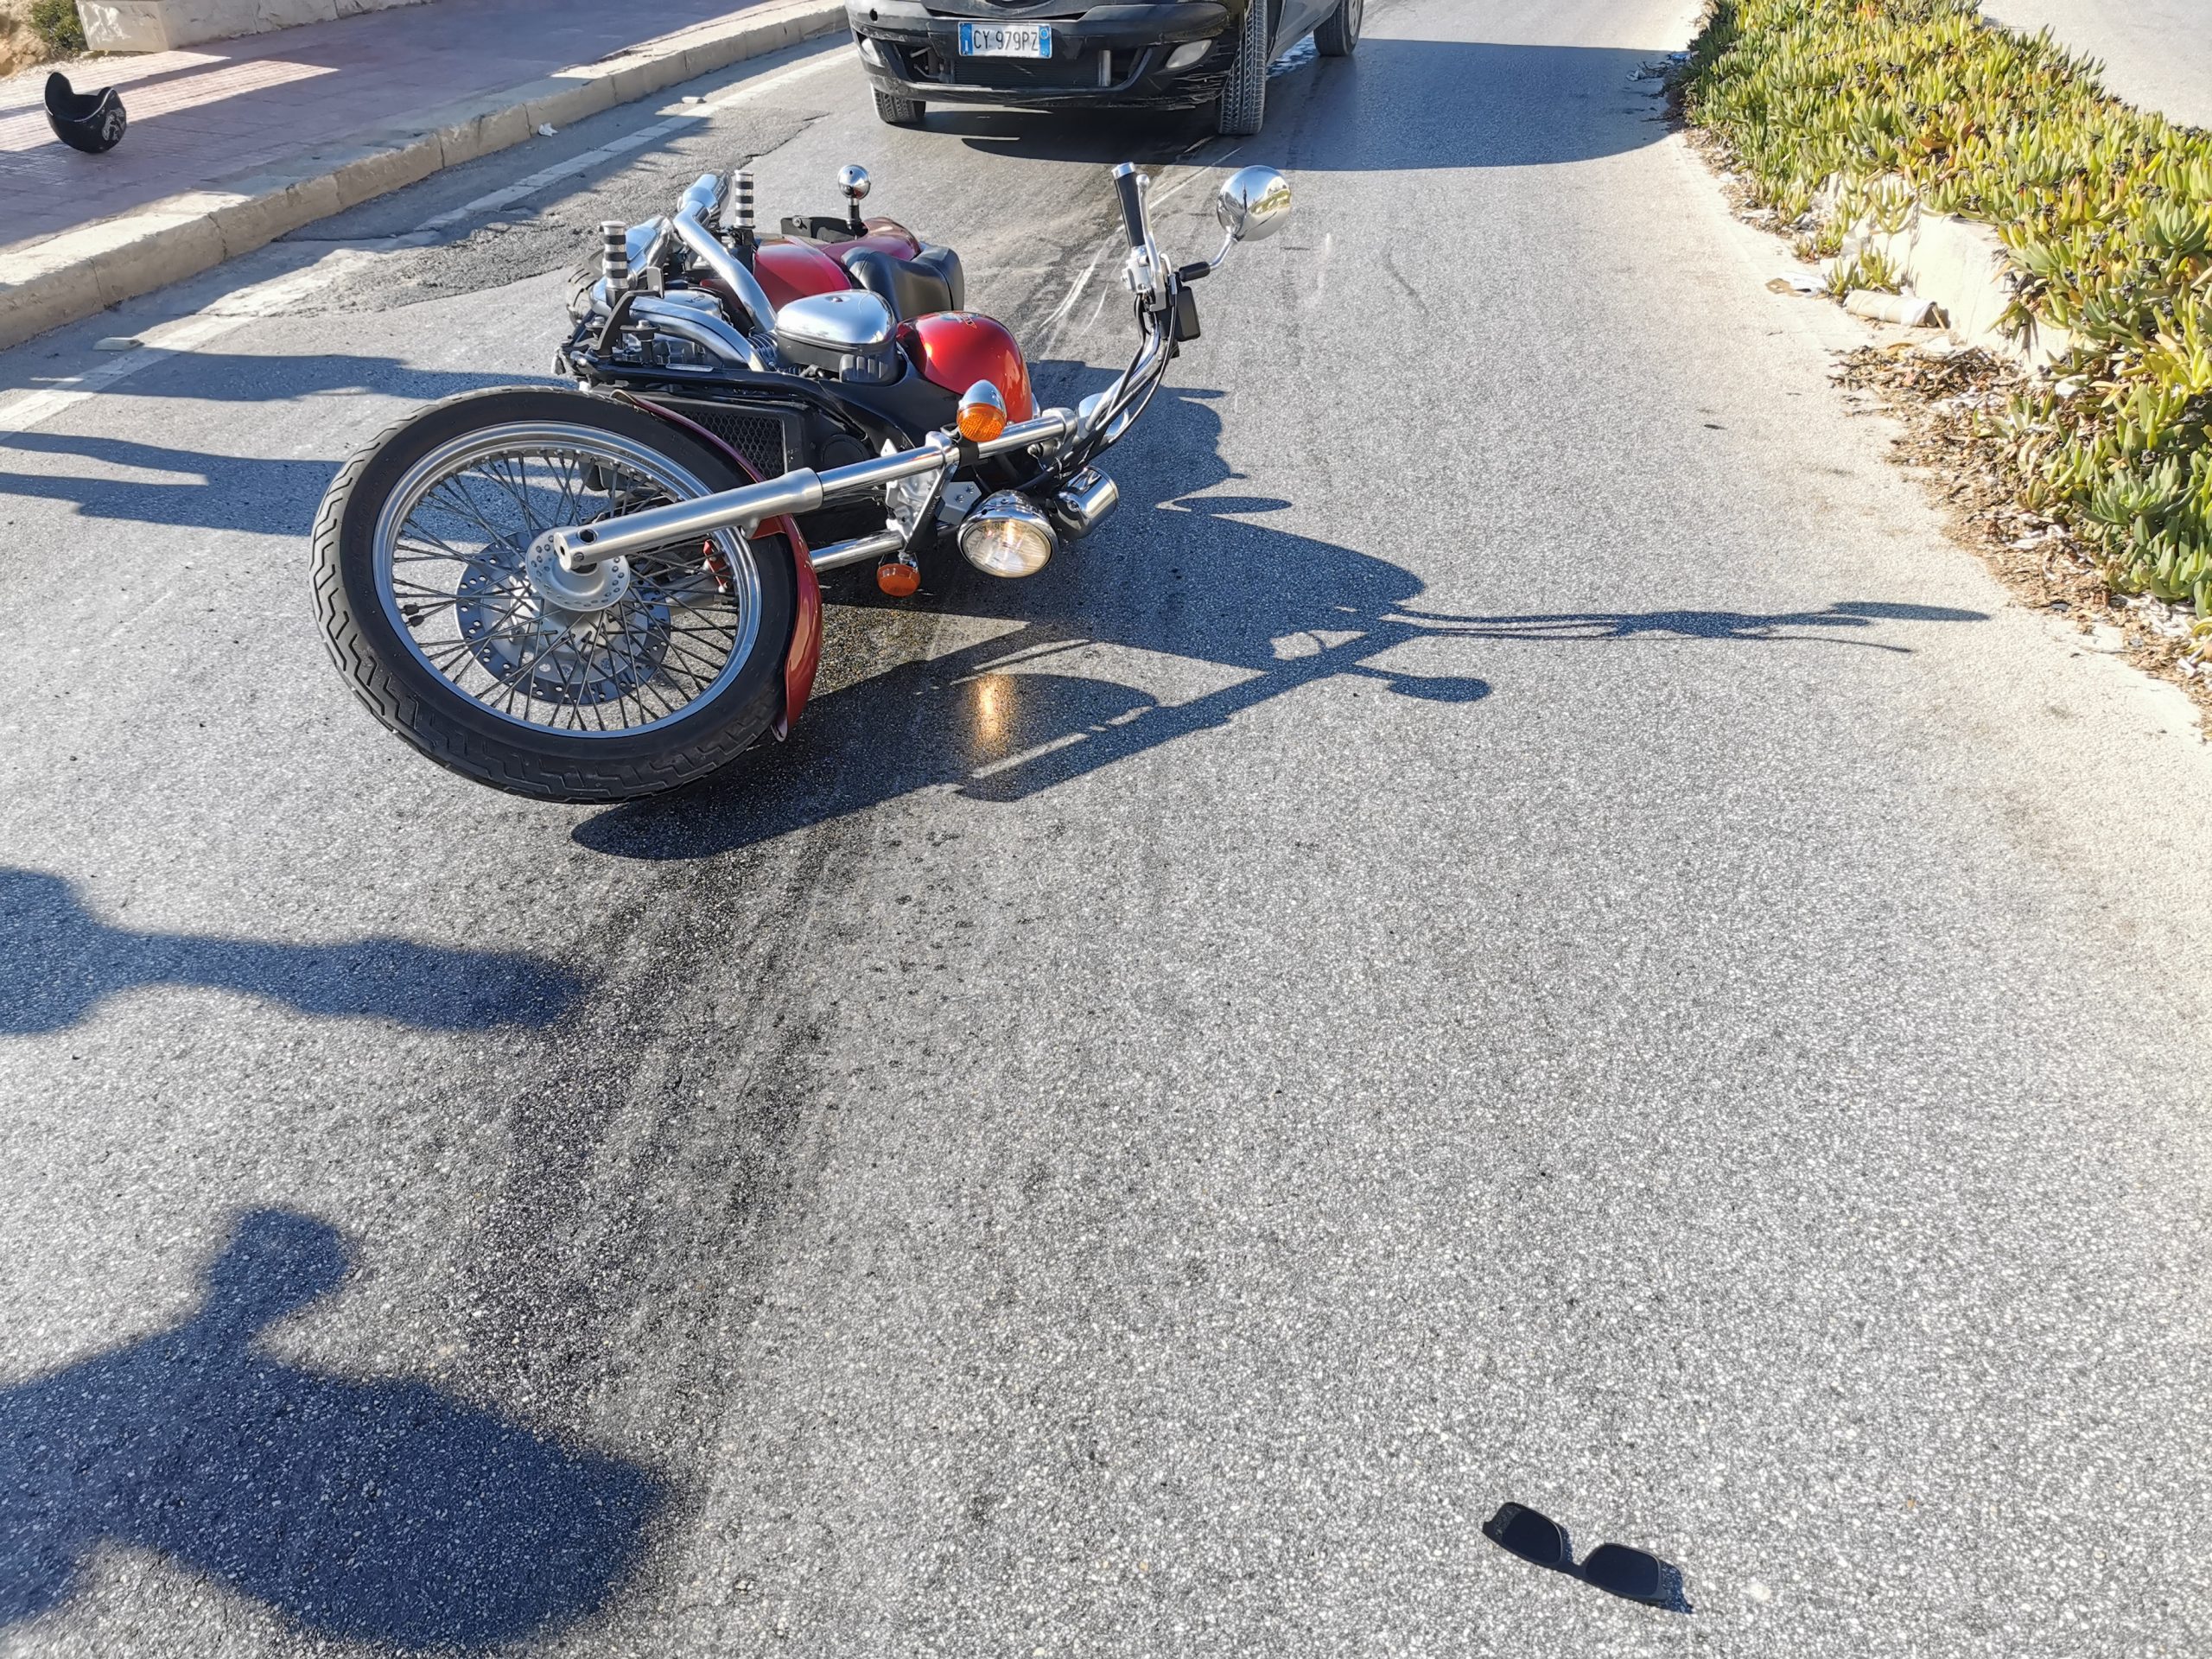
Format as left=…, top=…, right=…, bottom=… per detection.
left=839, top=243, right=966, bottom=321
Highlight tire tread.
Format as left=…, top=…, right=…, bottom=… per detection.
left=1216, top=0, right=1269, bottom=136
left=310, top=387, right=792, bottom=804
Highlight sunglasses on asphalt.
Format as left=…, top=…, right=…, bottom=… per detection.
left=1482, top=1503, right=1679, bottom=1607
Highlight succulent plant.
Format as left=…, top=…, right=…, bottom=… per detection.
left=1687, top=0, right=2212, bottom=613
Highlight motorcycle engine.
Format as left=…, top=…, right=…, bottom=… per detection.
left=772, top=289, right=900, bottom=385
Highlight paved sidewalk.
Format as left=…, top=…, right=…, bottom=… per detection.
left=1982, top=0, right=2212, bottom=130
left=0, top=0, right=808, bottom=250
left=0, top=0, right=844, bottom=349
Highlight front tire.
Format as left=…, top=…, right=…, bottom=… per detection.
left=1215, top=0, right=1268, bottom=136
left=312, top=387, right=796, bottom=803
left=874, top=88, right=926, bottom=126
left=1315, top=0, right=1360, bottom=56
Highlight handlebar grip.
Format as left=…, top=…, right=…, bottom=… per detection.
left=1111, top=163, right=1148, bottom=250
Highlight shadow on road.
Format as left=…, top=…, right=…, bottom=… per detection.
left=0, top=359, right=518, bottom=532
left=0, top=433, right=336, bottom=534
left=0, top=353, right=514, bottom=404
left=0, top=1211, right=659, bottom=1649
left=945, top=39, right=1677, bottom=169
left=572, top=381, right=1987, bottom=862
left=0, top=868, right=587, bottom=1034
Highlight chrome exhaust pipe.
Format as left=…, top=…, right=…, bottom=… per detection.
left=809, top=528, right=908, bottom=573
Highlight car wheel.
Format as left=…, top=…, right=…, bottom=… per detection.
left=874, top=89, right=926, bottom=126
left=1215, top=0, right=1268, bottom=137
left=1315, top=0, right=1360, bottom=56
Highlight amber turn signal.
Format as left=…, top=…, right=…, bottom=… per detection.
left=956, top=379, right=1008, bottom=443
left=876, top=556, right=921, bottom=597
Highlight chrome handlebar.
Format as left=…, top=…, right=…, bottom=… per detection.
left=1071, top=163, right=1177, bottom=452
left=543, top=408, right=1083, bottom=571
left=571, top=161, right=1290, bottom=535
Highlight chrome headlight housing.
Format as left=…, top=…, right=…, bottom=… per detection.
left=958, top=493, right=1057, bottom=578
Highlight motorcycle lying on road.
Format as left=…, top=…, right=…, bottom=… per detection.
left=312, top=156, right=1293, bottom=802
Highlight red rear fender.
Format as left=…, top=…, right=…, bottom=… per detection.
left=617, top=394, right=823, bottom=739
left=753, top=239, right=851, bottom=309
left=751, top=219, right=925, bottom=308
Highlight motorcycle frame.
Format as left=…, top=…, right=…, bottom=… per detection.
left=557, top=162, right=1201, bottom=736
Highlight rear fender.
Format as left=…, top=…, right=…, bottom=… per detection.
left=616, top=392, right=823, bottom=739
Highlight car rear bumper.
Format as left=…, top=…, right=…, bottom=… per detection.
left=847, top=0, right=1237, bottom=111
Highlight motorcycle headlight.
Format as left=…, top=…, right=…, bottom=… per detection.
left=958, top=493, right=1057, bottom=577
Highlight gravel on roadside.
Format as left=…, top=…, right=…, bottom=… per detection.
left=0, top=0, right=76, bottom=79
left=1829, top=337, right=2212, bottom=724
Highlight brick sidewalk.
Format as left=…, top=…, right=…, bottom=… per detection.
left=0, top=0, right=788, bottom=252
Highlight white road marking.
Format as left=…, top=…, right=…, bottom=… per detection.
left=0, top=255, right=377, bottom=436
left=0, top=43, right=846, bottom=439
left=418, top=48, right=845, bottom=232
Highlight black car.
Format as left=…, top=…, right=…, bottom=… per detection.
left=848, top=0, right=1360, bottom=137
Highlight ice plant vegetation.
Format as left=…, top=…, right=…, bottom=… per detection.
left=1686, top=0, right=2212, bottom=616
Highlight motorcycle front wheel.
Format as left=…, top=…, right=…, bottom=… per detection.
left=312, top=387, right=795, bottom=803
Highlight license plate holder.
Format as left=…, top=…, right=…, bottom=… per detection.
left=957, top=22, right=1052, bottom=57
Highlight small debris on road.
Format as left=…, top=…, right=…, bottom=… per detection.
left=92, top=337, right=141, bottom=352
left=536, top=123, right=558, bottom=137
left=1844, top=289, right=1942, bottom=327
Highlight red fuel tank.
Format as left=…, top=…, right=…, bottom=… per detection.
left=901, top=312, right=1034, bottom=422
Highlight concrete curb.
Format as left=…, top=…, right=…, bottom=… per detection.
left=0, top=0, right=848, bottom=353
left=1846, top=207, right=2073, bottom=372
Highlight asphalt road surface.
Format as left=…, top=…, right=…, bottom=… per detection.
left=5, top=1, right=2212, bottom=1654
left=1982, top=0, right=2212, bottom=129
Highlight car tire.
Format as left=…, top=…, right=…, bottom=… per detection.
left=1315, top=0, right=1360, bottom=56
left=874, top=89, right=926, bottom=126
left=1215, top=0, right=1268, bottom=137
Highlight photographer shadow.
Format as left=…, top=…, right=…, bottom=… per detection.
left=0, top=1211, right=659, bottom=1649
left=0, top=868, right=586, bottom=1034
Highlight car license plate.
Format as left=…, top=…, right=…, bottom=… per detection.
left=958, top=22, right=1052, bottom=57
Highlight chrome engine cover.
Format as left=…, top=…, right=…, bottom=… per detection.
left=772, top=289, right=899, bottom=383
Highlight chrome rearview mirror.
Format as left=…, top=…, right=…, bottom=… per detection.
left=1215, top=165, right=1292, bottom=243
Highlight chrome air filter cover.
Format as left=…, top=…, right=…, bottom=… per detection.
left=773, top=289, right=899, bottom=382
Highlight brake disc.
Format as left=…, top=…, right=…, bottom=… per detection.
left=455, top=557, right=671, bottom=707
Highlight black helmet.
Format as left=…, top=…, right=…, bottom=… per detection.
left=45, top=72, right=128, bottom=156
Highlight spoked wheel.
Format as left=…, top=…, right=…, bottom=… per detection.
left=313, top=387, right=795, bottom=802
